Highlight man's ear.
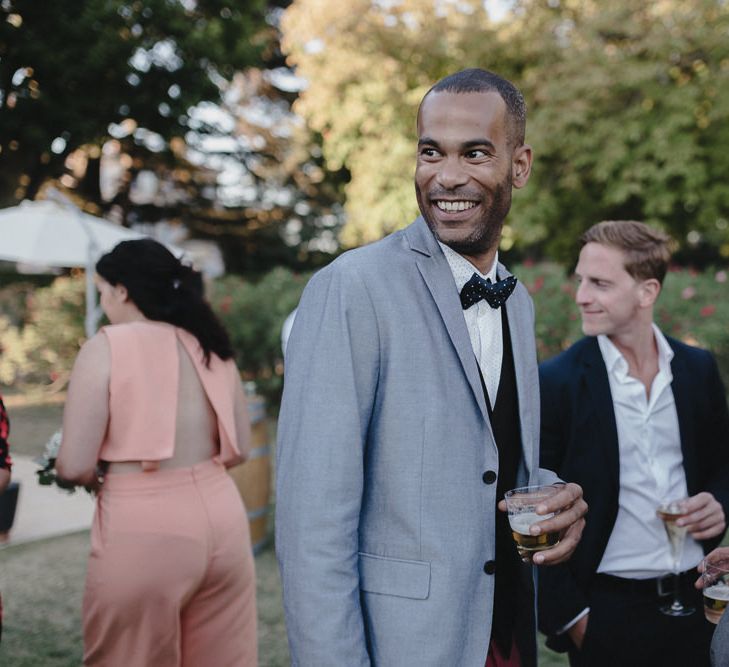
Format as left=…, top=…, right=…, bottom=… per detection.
left=639, top=278, right=661, bottom=307
left=512, top=143, right=533, bottom=189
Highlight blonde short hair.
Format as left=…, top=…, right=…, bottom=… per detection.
left=580, top=220, right=673, bottom=284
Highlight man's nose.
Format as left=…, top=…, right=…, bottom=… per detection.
left=575, top=280, right=590, bottom=305
left=436, top=157, right=468, bottom=190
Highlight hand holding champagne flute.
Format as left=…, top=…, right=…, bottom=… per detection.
left=657, top=498, right=695, bottom=616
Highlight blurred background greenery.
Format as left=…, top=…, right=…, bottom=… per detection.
left=2, top=263, right=727, bottom=410
left=1, top=0, right=727, bottom=407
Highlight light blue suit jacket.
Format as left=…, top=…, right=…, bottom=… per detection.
left=711, top=605, right=729, bottom=666
left=276, top=218, right=556, bottom=666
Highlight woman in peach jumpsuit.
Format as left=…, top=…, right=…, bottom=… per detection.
left=56, top=239, right=257, bottom=667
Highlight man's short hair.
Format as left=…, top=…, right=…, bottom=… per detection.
left=423, top=68, right=527, bottom=148
left=580, top=220, right=673, bottom=284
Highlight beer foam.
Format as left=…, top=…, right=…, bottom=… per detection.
left=509, top=511, right=554, bottom=534
left=705, top=583, right=729, bottom=601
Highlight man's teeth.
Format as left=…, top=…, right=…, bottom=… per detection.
left=435, top=200, right=476, bottom=212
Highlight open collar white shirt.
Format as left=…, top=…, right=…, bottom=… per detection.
left=597, top=323, right=703, bottom=577
left=439, top=242, right=502, bottom=407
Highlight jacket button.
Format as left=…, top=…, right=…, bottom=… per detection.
left=483, top=560, right=496, bottom=575
left=482, top=470, right=497, bottom=484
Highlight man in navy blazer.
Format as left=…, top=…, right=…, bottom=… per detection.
left=277, top=68, right=588, bottom=667
left=538, top=220, right=729, bottom=667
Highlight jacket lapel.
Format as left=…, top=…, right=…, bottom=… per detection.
left=503, top=271, right=538, bottom=478
left=581, top=338, right=620, bottom=489
left=669, top=343, right=698, bottom=492
left=405, top=218, right=491, bottom=424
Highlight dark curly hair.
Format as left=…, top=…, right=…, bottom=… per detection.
left=96, top=238, right=233, bottom=364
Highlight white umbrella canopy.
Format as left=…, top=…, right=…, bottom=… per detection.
left=0, top=199, right=144, bottom=268
left=0, top=198, right=179, bottom=337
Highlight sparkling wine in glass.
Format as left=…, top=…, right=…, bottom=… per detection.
left=656, top=499, right=694, bottom=617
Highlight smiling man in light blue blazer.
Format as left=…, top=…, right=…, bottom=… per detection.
left=276, top=68, right=587, bottom=667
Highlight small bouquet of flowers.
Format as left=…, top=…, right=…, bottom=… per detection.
left=36, top=429, right=103, bottom=494
left=35, top=429, right=77, bottom=492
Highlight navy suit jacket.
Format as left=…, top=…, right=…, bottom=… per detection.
left=537, top=335, right=729, bottom=651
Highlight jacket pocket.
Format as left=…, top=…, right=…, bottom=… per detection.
left=358, top=552, right=431, bottom=600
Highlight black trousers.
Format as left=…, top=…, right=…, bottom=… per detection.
left=568, top=572, right=714, bottom=667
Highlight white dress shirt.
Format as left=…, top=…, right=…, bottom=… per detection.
left=559, top=323, right=704, bottom=635
left=597, top=324, right=704, bottom=577
left=439, top=243, right=502, bottom=406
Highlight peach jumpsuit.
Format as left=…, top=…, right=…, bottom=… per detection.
left=82, top=322, right=257, bottom=667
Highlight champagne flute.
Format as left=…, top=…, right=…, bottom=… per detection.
left=656, top=499, right=694, bottom=616
left=504, top=485, right=561, bottom=563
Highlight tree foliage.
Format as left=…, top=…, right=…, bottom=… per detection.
left=282, top=0, right=501, bottom=246
left=521, top=0, right=729, bottom=265
left=281, top=0, right=729, bottom=265
left=0, top=0, right=272, bottom=203
left=0, top=1, right=346, bottom=276
left=178, top=67, right=347, bottom=275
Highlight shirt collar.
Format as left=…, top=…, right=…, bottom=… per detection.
left=438, top=241, right=499, bottom=292
left=597, top=323, right=674, bottom=379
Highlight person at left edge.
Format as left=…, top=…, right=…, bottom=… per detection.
left=276, top=68, right=587, bottom=667
left=0, top=394, right=12, bottom=642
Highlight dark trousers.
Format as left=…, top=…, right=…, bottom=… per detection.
left=568, top=572, right=714, bottom=667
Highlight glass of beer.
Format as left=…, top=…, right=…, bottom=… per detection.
left=504, top=484, right=561, bottom=563
left=702, top=557, right=729, bottom=624
left=656, top=498, right=694, bottom=616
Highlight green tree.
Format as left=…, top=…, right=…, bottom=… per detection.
left=282, top=0, right=506, bottom=246
left=0, top=0, right=272, bottom=204
left=519, top=0, right=729, bottom=265
left=0, top=0, right=347, bottom=276
left=281, top=0, right=729, bottom=265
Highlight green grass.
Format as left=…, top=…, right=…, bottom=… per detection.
left=0, top=530, right=568, bottom=666
left=0, top=531, right=292, bottom=667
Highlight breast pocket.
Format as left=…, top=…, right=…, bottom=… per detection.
left=358, top=552, right=431, bottom=600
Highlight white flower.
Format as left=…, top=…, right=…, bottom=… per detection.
left=44, top=429, right=63, bottom=459
left=34, top=428, right=62, bottom=468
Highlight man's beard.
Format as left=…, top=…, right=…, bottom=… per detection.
left=421, top=174, right=513, bottom=257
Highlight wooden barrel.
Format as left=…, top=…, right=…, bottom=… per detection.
left=228, top=395, right=271, bottom=554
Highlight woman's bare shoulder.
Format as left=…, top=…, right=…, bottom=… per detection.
left=74, top=332, right=111, bottom=373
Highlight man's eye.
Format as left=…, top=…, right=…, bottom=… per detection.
left=465, top=150, right=487, bottom=159
left=420, top=147, right=438, bottom=157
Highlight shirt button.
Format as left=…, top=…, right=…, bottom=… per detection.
left=482, top=470, right=497, bottom=485
left=483, top=560, right=497, bottom=575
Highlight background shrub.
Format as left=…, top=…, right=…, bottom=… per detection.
left=1, top=263, right=726, bottom=408
left=0, top=275, right=85, bottom=386
left=210, top=267, right=312, bottom=409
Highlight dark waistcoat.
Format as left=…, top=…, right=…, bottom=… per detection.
left=479, top=306, right=523, bottom=656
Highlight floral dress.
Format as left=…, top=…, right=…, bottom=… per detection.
left=0, top=395, right=10, bottom=642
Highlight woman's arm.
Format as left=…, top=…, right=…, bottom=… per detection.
left=55, top=333, right=111, bottom=486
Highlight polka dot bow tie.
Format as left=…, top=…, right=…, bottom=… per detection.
left=459, top=273, right=517, bottom=310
